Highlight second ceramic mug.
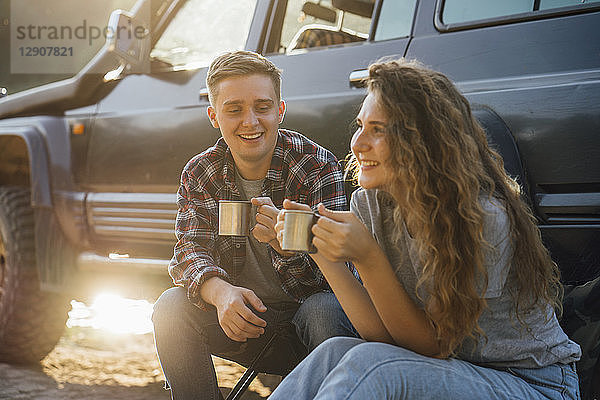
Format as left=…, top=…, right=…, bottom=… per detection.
left=218, top=200, right=253, bottom=236
left=281, top=209, right=318, bottom=252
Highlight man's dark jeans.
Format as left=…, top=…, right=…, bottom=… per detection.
left=152, top=287, right=357, bottom=400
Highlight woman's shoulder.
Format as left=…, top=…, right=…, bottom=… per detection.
left=350, top=187, right=369, bottom=203
left=479, top=196, right=510, bottom=244
left=350, top=188, right=372, bottom=219
left=480, top=196, right=507, bottom=216
left=350, top=188, right=387, bottom=214
left=350, top=189, right=397, bottom=232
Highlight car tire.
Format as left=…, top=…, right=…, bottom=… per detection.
left=0, top=186, right=70, bottom=363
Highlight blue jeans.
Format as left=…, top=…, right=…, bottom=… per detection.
left=152, top=288, right=357, bottom=400
left=269, top=337, right=581, bottom=400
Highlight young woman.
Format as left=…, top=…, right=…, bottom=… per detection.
left=270, top=59, right=581, bottom=399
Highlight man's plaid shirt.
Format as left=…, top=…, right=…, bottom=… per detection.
left=169, top=129, right=348, bottom=309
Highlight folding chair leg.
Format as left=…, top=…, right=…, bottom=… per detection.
left=225, top=368, right=259, bottom=400
left=225, top=330, right=281, bottom=400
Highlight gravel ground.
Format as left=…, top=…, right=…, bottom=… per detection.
left=0, top=327, right=277, bottom=399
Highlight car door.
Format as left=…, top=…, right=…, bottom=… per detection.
left=83, top=0, right=269, bottom=259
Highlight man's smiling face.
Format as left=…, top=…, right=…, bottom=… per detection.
left=207, top=73, right=285, bottom=180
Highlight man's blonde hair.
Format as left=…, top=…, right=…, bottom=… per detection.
left=206, top=51, right=282, bottom=104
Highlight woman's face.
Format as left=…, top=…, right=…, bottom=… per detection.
left=351, top=93, right=393, bottom=190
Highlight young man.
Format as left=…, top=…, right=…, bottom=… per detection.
left=152, top=51, right=357, bottom=400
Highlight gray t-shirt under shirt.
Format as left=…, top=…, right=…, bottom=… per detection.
left=351, top=188, right=581, bottom=368
left=235, top=170, right=295, bottom=304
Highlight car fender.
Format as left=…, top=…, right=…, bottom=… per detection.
left=0, top=125, right=52, bottom=208
left=471, top=106, right=530, bottom=203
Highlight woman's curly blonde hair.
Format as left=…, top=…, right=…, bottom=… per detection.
left=349, top=58, right=562, bottom=357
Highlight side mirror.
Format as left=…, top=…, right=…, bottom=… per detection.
left=106, top=10, right=150, bottom=71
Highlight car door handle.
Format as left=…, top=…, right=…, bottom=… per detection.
left=199, top=87, right=209, bottom=102
left=349, top=69, right=368, bottom=88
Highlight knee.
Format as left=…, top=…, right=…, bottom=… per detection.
left=342, top=342, right=382, bottom=361
left=152, top=286, right=189, bottom=330
left=295, top=295, right=357, bottom=352
left=295, top=292, right=346, bottom=326
left=311, top=337, right=366, bottom=363
left=301, top=291, right=338, bottom=308
left=319, top=337, right=365, bottom=352
left=294, top=292, right=356, bottom=346
left=340, top=342, right=420, bottom=369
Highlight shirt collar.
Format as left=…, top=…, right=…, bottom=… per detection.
left=222, top=145, right=237, bottom=190
left=221, top=130, right=285, bottom=187
left=265, top=131, right=285, bottom=183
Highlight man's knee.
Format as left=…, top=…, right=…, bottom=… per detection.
left=152, top=286, right=192, bottom=330
left=293, top=292, right=356, bottom=350
left=296, top=292, right=345, bottom=322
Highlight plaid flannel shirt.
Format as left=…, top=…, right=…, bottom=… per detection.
left=169, top=129, right=348, bottom=309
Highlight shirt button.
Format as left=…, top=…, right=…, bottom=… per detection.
left=235, top=244, right=241, bottom=249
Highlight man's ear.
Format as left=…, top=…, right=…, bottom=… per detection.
left=207, top=106, right=219, bottom=128
left=278, top=100, right=286, bottom=124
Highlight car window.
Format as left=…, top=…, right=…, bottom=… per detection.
left=374, top=0, right=418, bottom=41
left=539, top=0, right=600, bottom=10
left=150, top=0, right=257, bottom=68
left=442, top=0, right=533, bottom=24
left=442, top=0, right=600, bottom=24
left=278, top=0, right=373, bottom=54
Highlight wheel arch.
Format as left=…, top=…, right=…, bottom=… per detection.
left=0, top=127, right=52, bottom=208
left=471, top=106, right=531, bottom=204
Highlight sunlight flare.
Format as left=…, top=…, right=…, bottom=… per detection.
left=67, top=293, right=154, bottom=335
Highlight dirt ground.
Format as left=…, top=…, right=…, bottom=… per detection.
left=0, top=326, right=278, bottom=400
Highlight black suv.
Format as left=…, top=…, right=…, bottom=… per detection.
left=1, top=0, right=599, bottom=396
